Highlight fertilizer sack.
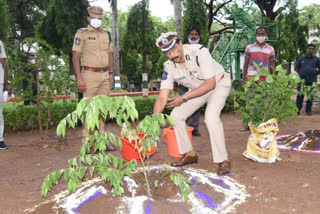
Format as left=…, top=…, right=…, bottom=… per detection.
left=243, top=118, right=280, bottom=163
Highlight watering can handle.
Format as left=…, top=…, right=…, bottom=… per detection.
left=161, top=131, right=167, bottom=144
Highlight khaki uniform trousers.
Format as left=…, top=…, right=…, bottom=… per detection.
left=170, top=73, right=231, bottom=163
left=82, top=69, right=110, bottom=139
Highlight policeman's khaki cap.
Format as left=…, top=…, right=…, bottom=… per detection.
left=88, top=6, right=104, bottom=18
left=156, top=32, right=178, bottom=52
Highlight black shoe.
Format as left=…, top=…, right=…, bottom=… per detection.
left=192, top=130, right=201, bottom=137
left=0, top=141, right=8, bottom=150
left=297, top=111, right=300, bottom=115
left=306, top=112, right=312, bottom=116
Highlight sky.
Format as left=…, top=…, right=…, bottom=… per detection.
left=91, top=0, right=173, bottom=21
left=91, top=0, right=320, bottom=21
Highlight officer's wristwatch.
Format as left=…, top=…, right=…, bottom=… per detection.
left=182, top=94, right=188, bottom=102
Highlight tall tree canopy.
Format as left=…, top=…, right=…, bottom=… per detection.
left=0, top=0, right=9, bottom=43
left=275, top=0, right=308, bottom=70
left=255, top=0, right=284, bottom=20
left=299, top=3, right=320, bottom=54
left=123, top=1, right=159, bottom=86
left=38, top=0, right=89, bottom=55
left=7, top=0, right=49, bottom=44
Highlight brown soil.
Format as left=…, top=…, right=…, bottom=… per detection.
left=1, top=107, right=320, bottom=214
left=277, top=129, right=320, bottom=151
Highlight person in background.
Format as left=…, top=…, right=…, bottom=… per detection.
left=72, top=6, right=115, bottom=151
left=295, top=44, right=320, bottom=116
left=241, top=27, right=275, bottom=131
left=178, top=26, right=203, bottom=136
left=0, top=40, right=11, bottom=149
left=23, top=54, right=38, bottom=106
left=153, top=32, right=231, bottom=175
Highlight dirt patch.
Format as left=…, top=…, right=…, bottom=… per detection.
left=28, top=167, right=248, bottom=214
left=277, top=129, right=320, bottom=151
left=1, top=107, right=320, bottom=213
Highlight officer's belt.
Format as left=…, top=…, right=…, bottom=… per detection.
left=83, top=66, right=108, bottom=72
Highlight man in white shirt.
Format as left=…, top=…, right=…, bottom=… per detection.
left=154, top=32, right=232, bottom=175
left=0, top=40, right=11, bottom=149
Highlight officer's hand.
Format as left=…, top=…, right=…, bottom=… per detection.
left=77, top=77, right=86, bottom=93
left=166, top=95, right=183, bottom=108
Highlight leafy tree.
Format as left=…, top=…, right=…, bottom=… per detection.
left=38, top=0, right=89, bottom=72
left=181, top=0, right=208, bottom=45
left=255, top=0, right=285, bottom=21
left=299, top=3, right=320, bottom=54
left=42, top=95, right=191, bottom=200
left=274, top=0, right=308, bottom=71
left=123, top=1, right=159, bottom=90
left=205, top=0, right=233, bottom=50
left=0, top=0, right=9, bottom=43
left=7, top=0, right=49, bottom=44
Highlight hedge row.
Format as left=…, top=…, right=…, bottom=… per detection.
left=4, top=101, right=77, bottom=131
left=3, top=94, right=234, bottom=132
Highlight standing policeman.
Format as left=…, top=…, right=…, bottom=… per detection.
left=72, top=6, right=115, bottom=151
left=153, top=32, right=231, bottom=175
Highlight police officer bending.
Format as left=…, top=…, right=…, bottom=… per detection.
left=72, top=6, right=115, bottom=151
left=153, top=32, right=231, bottom=175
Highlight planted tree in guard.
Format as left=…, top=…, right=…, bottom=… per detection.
left=41, top=96, right=191, bottom=200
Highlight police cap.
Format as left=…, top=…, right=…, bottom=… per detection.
left=156, top=32, right=178, bottom=52
left=88, top=6, right=104, bottom=19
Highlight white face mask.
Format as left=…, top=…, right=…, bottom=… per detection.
left=256, top=36, right=266, bottom=44
left=188, top=38, right=200, bottom=44
left=90, top=18, right=102, bottom=28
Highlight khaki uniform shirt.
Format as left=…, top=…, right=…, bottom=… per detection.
left=72, top=25, right=112, bottom=67
left=160, top=44, right=225, bottom=90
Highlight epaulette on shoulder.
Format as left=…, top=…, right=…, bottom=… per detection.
left=101, top=29, right=112, bottom=42
left=101, top=28, right=110, bottom=32
left=199, top=45, right=206, bottom=50
left=77, top=28, right=88, bottom=33
left=164, top=60, right=176, bottom=68
left=164, top=60, right=171, bottom=66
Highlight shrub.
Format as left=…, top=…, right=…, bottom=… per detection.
left=3, top=93, right=234, bottom=132
left=3, top=100, right=77, bottom=131
left=235, top=65, right=300, bottom=126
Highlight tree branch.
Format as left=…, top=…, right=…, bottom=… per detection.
left=209, top=26, right=234, bottom=36
left=212, top=0, right=232, bottom=17
left=212, top=16, right=227, bottom=27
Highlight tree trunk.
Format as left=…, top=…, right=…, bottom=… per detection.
left=112, top=0, right=121, bottom=89
left=173, top=0, right=182, bottom=35
left=68, top=53, right=74, bottom=75
left=35, top=66, right=43, bottom=138
left=142, top=0, right=148, bottom=97
left=288, top=60, right=292, bottom=75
